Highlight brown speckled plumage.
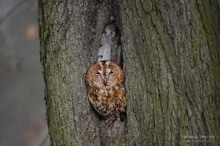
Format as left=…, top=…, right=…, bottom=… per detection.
left=86, top=61, right=126, bottom=125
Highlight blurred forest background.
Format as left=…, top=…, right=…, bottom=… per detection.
left=0, top=0, right=49, bottom=146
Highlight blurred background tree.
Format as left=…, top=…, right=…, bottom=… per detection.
left=0, top=0, right=49, bottom=146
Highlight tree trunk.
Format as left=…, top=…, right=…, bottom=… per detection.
left=38, top=0, right=220, bottom=145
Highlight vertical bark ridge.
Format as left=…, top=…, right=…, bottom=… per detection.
left=39, top=0, right=101, bottom=145
left=120, top=0, right=220, bottom=145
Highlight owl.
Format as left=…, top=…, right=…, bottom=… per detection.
left=86, top=61, right=126, bottom=125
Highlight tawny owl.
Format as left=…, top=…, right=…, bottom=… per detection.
left=86, top=61, right=126, bottom=125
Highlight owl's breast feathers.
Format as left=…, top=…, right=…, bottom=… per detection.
left=88, top=84, right=126, bottom=117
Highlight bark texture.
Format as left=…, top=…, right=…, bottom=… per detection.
left=38, top=0, right=220, bottom=145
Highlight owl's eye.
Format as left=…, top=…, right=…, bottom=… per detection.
left=109, top=70, right=113, bottom=75
left=96, top=71, right=101, bottom=75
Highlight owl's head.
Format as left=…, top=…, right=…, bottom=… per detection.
left=86, top=61, right=124, bottom=88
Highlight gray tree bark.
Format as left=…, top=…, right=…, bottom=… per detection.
left=38, top=0, right=220, bottom=145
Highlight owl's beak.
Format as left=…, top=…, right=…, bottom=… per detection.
left=102, top=77, right=108, bottom=85
left=104, top=78, right=107, bottom=83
